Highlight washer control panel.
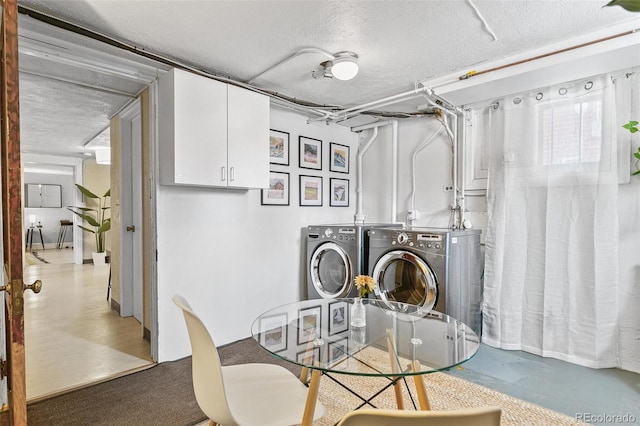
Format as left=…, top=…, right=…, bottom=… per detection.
left=308, top=226, right=358, bottom=242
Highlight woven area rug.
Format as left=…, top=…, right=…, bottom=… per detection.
left=314, top=369, right=583, bottom=425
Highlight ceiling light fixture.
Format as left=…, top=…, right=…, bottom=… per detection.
left=246, top=48, right=360, bottom=83
left=325, top=51, right=359, bottom=81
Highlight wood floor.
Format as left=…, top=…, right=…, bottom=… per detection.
left=23, top=248, right=153, bottom=401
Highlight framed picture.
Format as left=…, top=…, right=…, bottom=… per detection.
left=259, top=313, right=288, bottom=353
left=269, top=129, right=289, bottom=165
left=329, top=301, right=349, bottom=335
left=296, top=347, right=321, bottom=365
left=299, top=136, right=322, bottom=170
left=299, top=175, right=323, bottom=206
left=297, top=305, right=322, bottom=345
left=328, top=337, right=348, bottom=364
left=329, top=143, right=350, bottom=173
left=261, top=171, right=290, bottom=206
left=329, top=178, right=349, bottom=207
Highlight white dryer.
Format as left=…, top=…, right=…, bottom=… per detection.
left=367, top=227, right=483, bottom=335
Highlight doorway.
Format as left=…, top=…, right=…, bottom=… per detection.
left=17, top=14, right=161, bottom=400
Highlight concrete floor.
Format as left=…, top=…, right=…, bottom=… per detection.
left=447, top=344, right=640, bottom=425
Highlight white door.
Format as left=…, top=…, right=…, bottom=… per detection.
left=119, top=100, right=143, bottom=322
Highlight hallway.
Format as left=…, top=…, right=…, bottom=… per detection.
left=23, top=248, right=153, bottom=401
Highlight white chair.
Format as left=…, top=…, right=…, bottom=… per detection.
left=336, top=406, right=502, bottom=426
left=173, top=295, right=325, bottom=426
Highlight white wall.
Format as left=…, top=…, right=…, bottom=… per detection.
left=360, top=118, right=477, bottom=230
left=23, top=172, right=75, bottom=246
left=157, top=107, right=358, bottom=361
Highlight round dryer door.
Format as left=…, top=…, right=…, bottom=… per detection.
left=309, top=242, right=353, bottom=299
left=371, top=250, right=437, bottom=311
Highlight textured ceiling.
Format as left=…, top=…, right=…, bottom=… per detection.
left=14, top=0, right=640, bottom=158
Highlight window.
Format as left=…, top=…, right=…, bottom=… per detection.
left=540, top=95, right=603, bottom=167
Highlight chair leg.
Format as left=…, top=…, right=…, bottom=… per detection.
left=106, top=267, right=112, bottom=300
left=411, top=360, right=431, bottom=410
left=301, top=366, right=322, bottom=426
left=386, top=329, right=405, bottom=409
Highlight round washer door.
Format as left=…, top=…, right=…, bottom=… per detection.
left=309, top=242, right=353, bottom=299
left=371, top=250, right=437, bottom=310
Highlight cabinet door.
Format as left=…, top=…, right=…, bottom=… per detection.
left=169, top=69, right=228, bottom=186
left=227, top=85, right=270, bottom=189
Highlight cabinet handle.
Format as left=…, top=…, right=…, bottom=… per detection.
left=221, top=166, right=226, bottom=181
left=230, top=167, right=235, bottom=181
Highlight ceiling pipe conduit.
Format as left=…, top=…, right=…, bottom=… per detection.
left=245, top=47, right=335, bottom=84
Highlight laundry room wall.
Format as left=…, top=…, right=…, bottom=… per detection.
left=359, top=117, right=488, bottom=234
left=156, top=107, right=359, bottom=362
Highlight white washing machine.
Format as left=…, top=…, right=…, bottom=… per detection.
left=367, top=227, right=483, bottom=336
left=306, top=223, right=403, bottom=300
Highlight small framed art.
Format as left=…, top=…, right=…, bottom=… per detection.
left=296, top=347, right=321, bottom=366
left=329, top=143, right=350, bottom=173
left=328, top=337, right=348, bottom=364
left=329, top=300, right=348, bottom=335
left=261, top=171, right=290, bottom=206
left=259, top=313, right=288, bottom=353
left=297, top=305, right=322, bottom=345
left=299, top=136, right=322, bottom=170
left=269, top=129, right=289, bottom=165
left=329, top=178, right=349, bottom=207
left=299, top=175, right=323, bottom=206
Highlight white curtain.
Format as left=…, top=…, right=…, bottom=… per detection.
left=480, top=75, right=619, bottom=368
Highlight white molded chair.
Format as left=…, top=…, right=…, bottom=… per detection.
left=173, top=295, right=325, bottom=426
left=336, top=406, right=502, bottom=426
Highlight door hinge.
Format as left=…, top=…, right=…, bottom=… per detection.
left=0, top=359, right=7, bottom=378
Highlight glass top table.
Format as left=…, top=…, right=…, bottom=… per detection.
left=251, top=298, right=479, bottom=425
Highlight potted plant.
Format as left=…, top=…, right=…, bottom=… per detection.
left=68, top=184, right=111, bottom=265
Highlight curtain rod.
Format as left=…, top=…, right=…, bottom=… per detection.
left=459, top=29, right=638, bottom=81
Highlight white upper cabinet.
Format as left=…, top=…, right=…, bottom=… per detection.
left=227, top=84, right=270, bottom=189
left=159, top=68, right=269, bottom=189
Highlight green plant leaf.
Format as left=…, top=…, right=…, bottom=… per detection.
left=604, top=0, right=640, bottom=11
left=68, top=207, right=98, bottom=213
left=75, top=183, right=99, bottom=199
left=632, top=170, right=640, bottom=175
left=98, top=221, right=111, bottom=233
left=68, top=185, right=110, bottom=253
left=623, top=121, right=639, bottom=132
left=77, top=225, right=96, bottom=234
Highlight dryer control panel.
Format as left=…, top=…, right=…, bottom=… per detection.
left=381, top=229, right=446, bottom=254
left=417, top=233, right=444, bottom=250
